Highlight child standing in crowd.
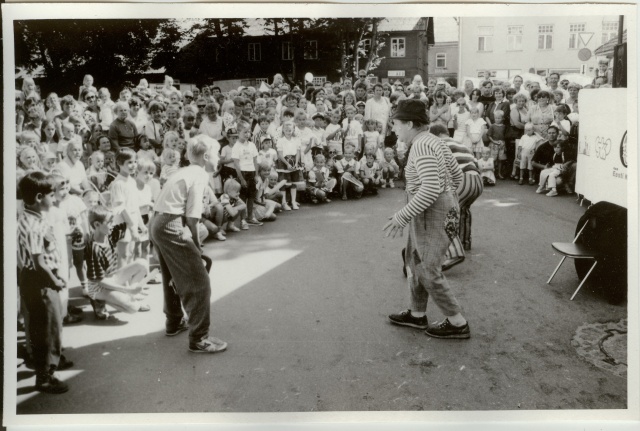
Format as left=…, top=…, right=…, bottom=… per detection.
left=135, top=157, right=155, bottom=260
left=466, top=107, right=487, bottom=160
left=478, top=147, right=496, bottom=186
left=551, top=105, right=571, bottom=141
left=342, top=105, right=363, bottom=156
left=324, top=109, right=344, bottom=155
left=86, top=151, right=108, bottom=193
left=257, top=136, right=278, bottom=171
left=379, top=147, right=399, bottom=188
left=276, top=121, right=302, bottom=210
left=78, top=75, right=97, bottom=102
left=160, top=148, right=180, bottom=186
left=18, top=172, right=70, bottom=394
left=363, top=119, right=380, bottom=152
left=137, top=133, right=158, bottom=163
left=311, top=113, right=327, bottom=156
left=452, top=97, right=471, bottom=147
left=517, top=123, right=541, bottom=185
left=219, top=128, right=239, bottom=184
left=536, top=142, right=566, bottom=197
left=486, top=110, right=507, bottom=179
left=253, top=115, right=272, bottom=146
left=232, top=120, right=263, bottom=226
left=306, top=154, right=335, bottom=204
left=109, top=148, right=146, bottom=268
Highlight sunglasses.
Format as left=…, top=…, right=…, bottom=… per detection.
left=185, top=96, right=193, bottom=99
left=329, top=151, right=336, bottom=154
left=197, top=105, right=206, bottom=108
left=86, top=96, right=96, bottom=101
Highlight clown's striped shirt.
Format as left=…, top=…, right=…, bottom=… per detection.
left=394, top=132, right=462, bottom=227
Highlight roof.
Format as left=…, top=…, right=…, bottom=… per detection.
left=594, top=30, right=627, bottom=58
left=378, top=18, right=426, bottom=32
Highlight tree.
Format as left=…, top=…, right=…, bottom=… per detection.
left=14, top=19, right=185, bottom=94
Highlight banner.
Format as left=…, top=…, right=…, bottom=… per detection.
left=576, top=88, right=627, bottom=208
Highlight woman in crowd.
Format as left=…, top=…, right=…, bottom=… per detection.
left=507, top=93, right=529, bottom=178
left=529, top=90, right=554, bottom=139
left=429, top=90, right=451, bottom=127
left=364, top=83, right=391, bottom=136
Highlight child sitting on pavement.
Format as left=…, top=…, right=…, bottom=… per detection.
left=306, top=154, right=335, bottom=204
left=380, top=147, right=399, bottom=188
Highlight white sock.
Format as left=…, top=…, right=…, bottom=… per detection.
left=447, top=313, right=466, bottom=326
left=410, top=311, right=426, bottom=318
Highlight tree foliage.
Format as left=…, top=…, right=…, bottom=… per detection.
left=14, top=19, right=185, bottom=92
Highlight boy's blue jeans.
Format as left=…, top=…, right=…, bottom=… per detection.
left=19, top=268, right=63, bottom=377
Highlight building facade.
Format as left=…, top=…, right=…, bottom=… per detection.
left=458, top=15, right=620, bottom=81
left=427, top=41, right=459, bottom=86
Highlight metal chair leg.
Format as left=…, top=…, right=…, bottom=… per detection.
left=570, top=260, right=598, bottom=300
left=547, top=256, right=566, bottom=284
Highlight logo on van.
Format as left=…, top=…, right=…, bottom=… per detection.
left=620, top=131, right=627, bottom=168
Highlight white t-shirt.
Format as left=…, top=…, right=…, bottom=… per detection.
left=465, top=117, right=487, bottom=135
left=55, top=157, right=88, bottom=191
left=231, top=141, right=259, bottom=171
left=153, top=165, right=208, bottom=219
left=276, top=135, right=301, bottom=157
left=257, top=148, right=278, bottom=169
left=109, top=174, right=141, bottom=227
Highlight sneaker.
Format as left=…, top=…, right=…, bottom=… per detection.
left=324, top=198, right=332, bottom=203
left=240, top=220, right=250, bottom=230
left=425, top=318, right=470, bottom=339
left=165, top=318, right=189, bottom=337
left=68, top=305, right=84, bottom=316
left=189, top=336, right=228, bottom=354
left=536, top=186, right=546, bottom=193
left=442, top=257, right=465, bottom=271
left=380, top=183, right=386, bottom=188
left=282, top=203, right=292, bottom=211
left=138, top=303, right=151, bottom=312
left=529, top=179, right=536, bottom=185
left=546, top=189, right=558, bottom=197
left=388, top=309, right=428, bottom=330
left=36, top=374, right=69, bottom=394
left=389, top=180, right=395, bottom=188
left=214, top=232, right=226, bottom=241
left=291, top=202, right=299, bottom=210
left=247, top=218, right=263, bottom=226
left=518, top=178, right=524, bottom=185
left=227, top=224, right=241, bottom=232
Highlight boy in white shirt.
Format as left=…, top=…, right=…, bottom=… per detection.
left=109, top=148, right=146, bottom=268
left=257, top=136, right=278, bottom=171
left=324, top=109, right=344, bottom=155
left=231, top=120, right=263, bottom=226
left=342, top=105, right=363, bottom=156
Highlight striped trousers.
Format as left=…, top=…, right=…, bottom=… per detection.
left=150, top=214, right=211, bottom=345
left=447, top=171, right=483, bottom=258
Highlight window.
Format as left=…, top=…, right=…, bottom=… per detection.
left=569, top=23, right=586, bottom=49
left=390, top=37, right=405, bottom=57
left=435, top=53, right=446, bottom=68
left=304, top=40, right=318, bottom=60
left=361, top=39, right=371, bottom=55
left=507, top=26, right=523, bottom=50
left=538, top=25, right=553, bottom=50
left=312, top=76, right=326, bottom=86
left=602, top=21, right=619, bottom=45
left=282, top=42, right=293, bottom=60
left=248, top=43, right=261, bottom=61
left=477, top=26, right=493, bottom=52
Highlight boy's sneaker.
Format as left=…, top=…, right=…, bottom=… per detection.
left=57, top=355, right=74, bottom=371
left=380, top=182, right=386, bottom=188
left=63, top=313, right=83, bottom=325
left=247, top=218, right=263, bottom=226
left=292, top=202, right=300, bottom=210
left=35, top=374, right=69, bottom=394
left=227, top=224, right=241, bottom=232
left=138, top=304, right=151, bottom=312
left=388, top=309, right=428, bottom=329
left=282, top=203, right=292, bottom=211
left=546, top=189, right=558, bottom=197
left=425, top=318, right=470, bottom=339
left=536, top=186, right=547, bottom=194
left=189, top=336, right=228, bottom=354
left=240, top=220, right=250, bottom=230
left=389, top=180, right=395, bottom=188
left=165, top=318, right=189, bottom=336
left=214, top=232, right=226, bottom=241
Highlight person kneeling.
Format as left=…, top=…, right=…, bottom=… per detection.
left=85, top=205, right=151, bottom=318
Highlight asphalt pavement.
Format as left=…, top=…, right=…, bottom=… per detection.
left=14, top=179, right=628, bottom=414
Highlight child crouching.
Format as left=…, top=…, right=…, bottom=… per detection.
left=306, top=154, right=336, bottom=204
left=253, top=162, right=280, bottom=221
left=85, top=205, right=151, bottom=317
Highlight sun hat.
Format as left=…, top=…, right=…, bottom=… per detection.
left=390, top=99, right=429, bottom=123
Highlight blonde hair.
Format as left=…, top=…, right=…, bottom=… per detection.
left=258, top=161, right=271, bottom=173
left=188, top=134, right=220, bottom=164
left=161, top=148, right=179, bottom=166
left=136, top=157, right=156, bottom=174
left=223, top=178, right=241, bottom=194
left=162, top=131, right=180, bottom=149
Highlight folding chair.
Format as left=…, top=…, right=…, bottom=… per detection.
left=547, top=220, right=601, bottom=300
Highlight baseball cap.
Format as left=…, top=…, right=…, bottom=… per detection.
left=227, top=128, right=239, bottom=137
left=260, top=135, right=273, bottom=144
left=312, top=112, right=326, bottom=121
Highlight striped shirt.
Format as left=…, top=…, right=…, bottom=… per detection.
left=18, top=209, right=60, bottom=271
left=394, top=132, right=463, bottom=227
left=85, top=237, right=118, bottom=298
left=444, top=139, right=480, bottom=174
